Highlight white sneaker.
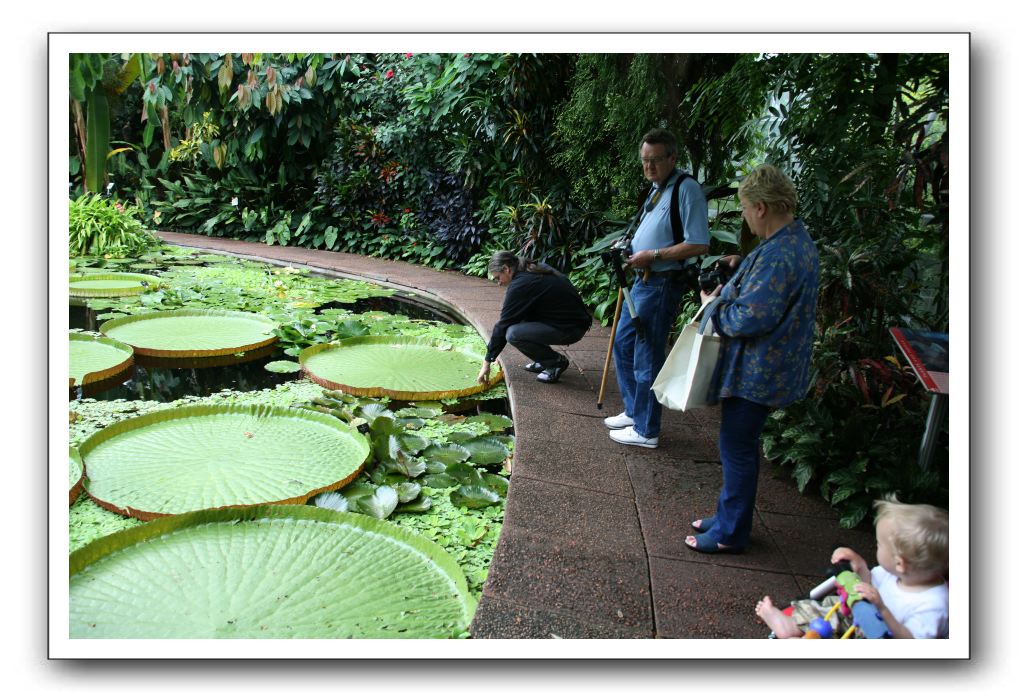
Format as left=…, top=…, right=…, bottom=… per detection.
left=603, top=412, right=635, bottom=430
left=609, top=426, right=659, bottom=449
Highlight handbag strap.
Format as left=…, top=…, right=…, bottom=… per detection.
left=696, top=298, right=724, bottom=336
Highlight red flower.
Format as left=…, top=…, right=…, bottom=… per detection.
left=404, top=53, right=413, bottom=58
left=385, top=69, right=394, bottom=79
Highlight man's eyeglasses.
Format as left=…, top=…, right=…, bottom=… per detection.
left=640, top=155, right=671, bottom=165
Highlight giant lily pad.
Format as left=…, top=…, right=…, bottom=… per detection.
left=100, top=309, right=278, bottom=358
left=79, top=404, right=370, bottom=520
left=300, top=336, right=502, bottom=401
left=69, top=505, right=475, bottom=638
left=69, top=447, right=84, bottom=505
left=69, top=272, right=160, bottom=298
left=69, top=332, right=134, bottom=389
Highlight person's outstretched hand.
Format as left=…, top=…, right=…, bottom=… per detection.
left=476, top=360, right=491, bottom=384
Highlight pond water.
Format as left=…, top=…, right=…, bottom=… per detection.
left=69, top=268, right=471, bottom=403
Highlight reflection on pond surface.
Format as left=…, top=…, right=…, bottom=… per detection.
left=76, top=349, right=299, bottom=403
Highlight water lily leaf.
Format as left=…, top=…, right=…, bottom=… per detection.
left=356, top=485, right=399, bottom=519
left=461, top=437, right=511, bottom=467
left=69, top=332, right=134, bottom=388
left=422, top=473, right=458, bottom=489
left=69, top=447, right=84, bottom=505
left=470, top=413, right=514, bottom=432
left=393, top=482, right=422, bottom=503
left=69, top=272, right=161, bottom=298
left=396, top=406, right=441, bottom=420
left=450, top=485, right=500, bottom=509
left=445, top=463, right=486, bottom=486
left=313, top=491, right=349, bottom=512
left=395, top=495, right=433, bottom=513
left=397, top=433, right=430, bottom=455
left=79, top=403, right=370, bottom=520
left=264, top=360, right=302, bottom=373
left=69, top=505, right=475, bottom=638
left=386, top=446, right=427, bottom=478
left=425, top=459, right=448, bottom=475
left=101, top=309, right=279, bottom=358
left=422, top=442, right=470, bottom=465
left=333, top=318, right=370, bottom=339
left=436, top=414, right=467, bottom=425
left=445, top=430, right=479, bottom=444
left=299, top=336, right=502, bottom=401
left=357, top=402, right=392, bottom=426
left=340, top=482, right=377, bottom=502
left=482, top=473, right=510, bottom=498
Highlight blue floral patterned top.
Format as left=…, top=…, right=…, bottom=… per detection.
left=707, top=219, right=819, bottom=408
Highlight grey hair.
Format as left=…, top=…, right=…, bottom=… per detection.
left=487, top=250, right=551, bottom=276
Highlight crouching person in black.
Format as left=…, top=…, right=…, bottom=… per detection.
left=476, top=250, right=593, bottom=385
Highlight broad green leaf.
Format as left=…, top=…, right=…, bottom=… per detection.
left=393, top=482, right=422, bottom=504
left=357, top=485, right=399, bottom=519
left=69, top=332, right=134, bottom=388
left=264, top=360, right=301, bottom=373
left=422, top=443, right=470, bottom=465
left=101, top=309, right=278, bottom=358
left=79, top=403, right=369, bottom=519
left=460, top=437, right=511, bottom=467
left=395, top=495, right=433, bottom=513
left=481, top=473, right=510, bottom=498
left=69, top=272, right=160, bottom=298
left=299, top=336, right=502, bottom=401
left=69, top=505, right=475, bottom=638
left=450, top=485, right=500, bottom=509
left=470, top=413, right=513, bottom=432
left=313, top=491, right=349, bottom=512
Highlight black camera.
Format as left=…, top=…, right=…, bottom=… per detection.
left=698, top=262, right=735, bottom=293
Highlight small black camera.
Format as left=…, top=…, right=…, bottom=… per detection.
left=698, top=262, right=734, bottom=293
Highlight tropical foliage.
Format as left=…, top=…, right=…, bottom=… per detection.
left=69, top=51, right=951, bottom=526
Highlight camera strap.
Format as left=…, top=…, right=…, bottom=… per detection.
left=638, top=171, right=694, bottom=246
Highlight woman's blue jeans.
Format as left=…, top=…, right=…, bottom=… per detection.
left=611, top=273, right=683, bottom=438
left=707, top=396, right=772, bottom=547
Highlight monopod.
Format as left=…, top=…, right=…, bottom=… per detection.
left=596, top=248, right=645, bottom=409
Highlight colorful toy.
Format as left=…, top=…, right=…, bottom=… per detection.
left=780, top=560, right=893, bottom=639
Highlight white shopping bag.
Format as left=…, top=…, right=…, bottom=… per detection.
left=651, top=299, right=723, bottom=411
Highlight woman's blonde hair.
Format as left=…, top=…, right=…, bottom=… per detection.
left=739, top=164, right=798, bottom=215
left=874, top=496, right=949, bottom=577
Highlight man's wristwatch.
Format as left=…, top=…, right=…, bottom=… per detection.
left=653, top=249, right=661, bottom=261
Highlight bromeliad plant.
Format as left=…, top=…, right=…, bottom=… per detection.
left=69, top=194, right=158, bottom=258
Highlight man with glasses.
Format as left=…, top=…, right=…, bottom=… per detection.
left=603, top=128, right=709, bottom=448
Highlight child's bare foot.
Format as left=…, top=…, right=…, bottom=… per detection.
left=755, top=596, right=803, bottom=638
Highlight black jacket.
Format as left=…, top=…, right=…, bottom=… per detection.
left=485, top=267, right=592, bottom=362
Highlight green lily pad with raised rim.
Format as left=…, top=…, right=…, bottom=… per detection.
left=100, top=309, right=278, bottom=358
left=69, top=505, right=475, bottom=638
left=69, top=332, right=134, bottom=388
left=69, top=272, right=160, bottom=298
left=69, top=447, right=84, bottom=505
left=300, top=336, right=502, bottom=401
left=79, top=403, right=370, bottom=520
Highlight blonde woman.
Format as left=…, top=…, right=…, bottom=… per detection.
left=686, top=164, right=820, bottom=554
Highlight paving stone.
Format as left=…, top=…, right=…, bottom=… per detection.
left=650, top=556, right=800, bottom=638
left=483, top=523, right=652, bottom=635
left=469, top=594, right=645, bottom=639
left=757, top=511, right=877, bottom=580
left=512, top=435, right=634, bottom=498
